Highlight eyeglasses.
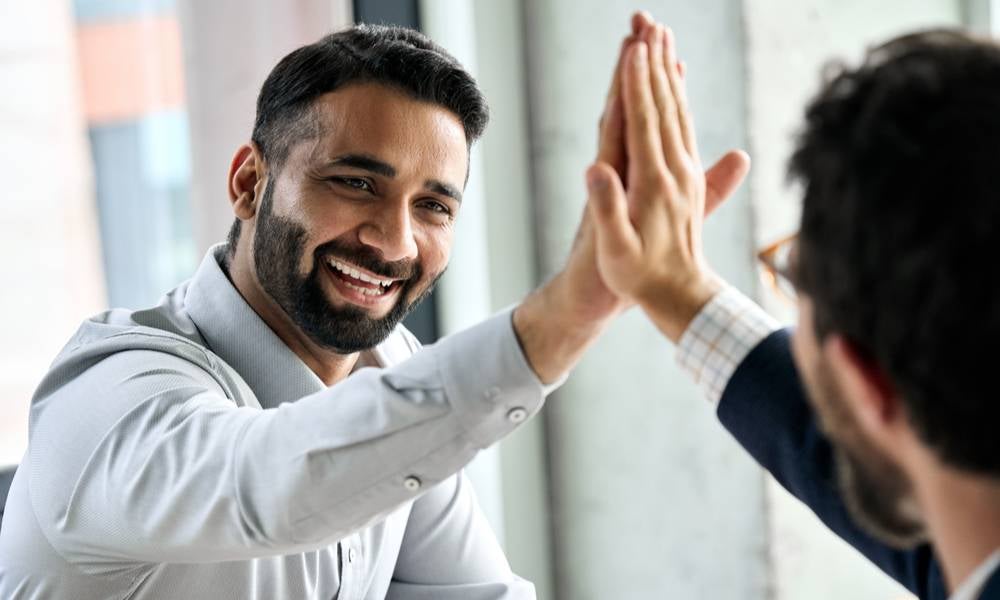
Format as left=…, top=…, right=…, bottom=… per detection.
left=757, top=233, right=798, bottom=303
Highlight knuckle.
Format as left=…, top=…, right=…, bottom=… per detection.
left=644, top=171, right=672, bottom=194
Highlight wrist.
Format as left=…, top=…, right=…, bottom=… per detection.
left=513, top=274, right=612, bottom=384
left=638, top=272, right=723, bottom=343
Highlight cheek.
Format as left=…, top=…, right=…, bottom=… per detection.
left=791, top=328, right=808, bottom=373
left=791, top=302, right=817, bottom=370
left=415, top=227, right=453, bottom=276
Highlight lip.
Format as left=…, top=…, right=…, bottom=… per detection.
left=322, top=260, right=403, bottom=310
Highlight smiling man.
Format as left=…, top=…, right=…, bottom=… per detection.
left=0, top=25, right=634, bottom=600
left=226, top=78, right=470, bottom=381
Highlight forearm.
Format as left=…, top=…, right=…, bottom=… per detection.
left=673, top=291, right=941, bottom=596
left=716, top=329, right=941, bottom=598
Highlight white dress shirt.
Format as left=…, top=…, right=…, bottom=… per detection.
left=950, top=550, right=1000, bottom=600
left=0, top=245, right=550, bottom=599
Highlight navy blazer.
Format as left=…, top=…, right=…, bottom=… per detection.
left=719, top=328, right=999, bottom=600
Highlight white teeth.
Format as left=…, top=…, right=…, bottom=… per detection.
left=343, top=281, right=387, bottom=296
left=327, top=258, right=395, bottom=287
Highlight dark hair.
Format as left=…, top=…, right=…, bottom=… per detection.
left=789, top=29, right=1000, bottom=475
left=227, top=24, right=489, bottom=254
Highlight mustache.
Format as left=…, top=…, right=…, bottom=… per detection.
left=314, top=238, right=419, bottom=281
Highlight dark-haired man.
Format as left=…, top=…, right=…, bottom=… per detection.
left=0, top=21, right=749, bottom=600
left=0, top=25, right=569, bottom=600
left=587, top=20, right=1000, bottom=600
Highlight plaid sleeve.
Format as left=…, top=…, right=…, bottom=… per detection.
left=676, top=286, right=780, bottom=406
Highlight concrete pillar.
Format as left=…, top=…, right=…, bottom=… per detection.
left=420, top=0, right=507, bottom=547
left=522, top=2, right=769, bottom=598
left=0, top=0, right=105, bottom=467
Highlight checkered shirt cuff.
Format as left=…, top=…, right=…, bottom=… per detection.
left=676, top=286, right=780, bottom=406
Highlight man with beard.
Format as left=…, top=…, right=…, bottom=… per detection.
left=0, top=18, right=751, bottom=600
left=586, top=18, right=999, bottom=600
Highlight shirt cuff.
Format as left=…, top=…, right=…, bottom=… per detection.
left=676, top=286, right=780, bottom=406
left=435, top=308, right=554, bottom=449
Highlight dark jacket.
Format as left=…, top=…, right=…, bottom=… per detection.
left=719, top=329, right=999, bottom=600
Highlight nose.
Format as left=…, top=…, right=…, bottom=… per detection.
left=357, top=200, right=419, bottom=262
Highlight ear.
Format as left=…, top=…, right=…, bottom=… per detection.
left=228, top=142, right=266, bottom=220
left=822, top=334, right=901, bottom=436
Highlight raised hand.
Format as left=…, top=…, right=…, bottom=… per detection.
left=511, top=16, right=749, bottom=383
left=586, top=23, right=737, bottom=342
left=567, top=14, right=750, bottom=325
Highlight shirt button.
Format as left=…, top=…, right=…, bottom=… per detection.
left=403, top=476, right=421, bottom=491
left=507, top=407, right=528, bottom=423
left=348, top=547, right=358, bottom=563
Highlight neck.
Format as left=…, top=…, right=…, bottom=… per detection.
left=912, top=455, right=1000, bottom=593
left=226, top=249, right=359, bottom=386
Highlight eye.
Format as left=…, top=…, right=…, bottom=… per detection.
left=329, top=177, right=375, bottom=194
left=418, top=199, right=453, bottom=217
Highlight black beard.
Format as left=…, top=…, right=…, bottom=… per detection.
left=252, top=179, right=437, bottom=353
left=809, top=355, right=929, bottom=548
left=834, top=444, right=928, bottom=548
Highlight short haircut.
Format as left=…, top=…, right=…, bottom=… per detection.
left=789, top=29, right=1000, bottom=475
left=227, top=24, right=490, bottom=254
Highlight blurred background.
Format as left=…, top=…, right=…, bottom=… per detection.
left=1, top=0, right=993, bottom=598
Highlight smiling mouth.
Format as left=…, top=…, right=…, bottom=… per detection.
left=323, top=257, right=405, bottom=304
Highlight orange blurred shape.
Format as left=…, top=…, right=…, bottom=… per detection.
left=76, top=16, right=186, bottom=125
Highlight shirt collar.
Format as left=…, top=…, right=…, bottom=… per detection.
left=950, top=549, right=1000, bottom=600
left=183, top=245, right=412, bottom=409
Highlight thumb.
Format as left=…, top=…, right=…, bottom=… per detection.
left=704, top=149, right=751, bottom=216
left=586, top=162, right=639, bottom=262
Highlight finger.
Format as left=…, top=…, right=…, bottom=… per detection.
left=663, top=27, right=699, bottom=162
left=677, top=60, right=686, bottom=79
left=602, top=36, right=636, bottom=114
left=586, top=162, right=640, bottom=264
left=631, top=11, right=654, bottom=35
left=599, top=94, right=627, bottom=177
left=646, top=25, right=687, bottom=178
left=622, top=42, right=665, bottom=183
left=598, top=36, right=636, bottom=175
left=704, top=150, right=751, bottom=216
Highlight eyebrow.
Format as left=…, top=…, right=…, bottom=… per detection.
left=325, top=154, right=397, bottom=178
left=428, top=180, right=463, bottom=204
left=325, top=153, right=463, bottom=203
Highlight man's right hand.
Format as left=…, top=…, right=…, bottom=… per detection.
left=512, top=14, right=750, bottom=384
left=586, top=21, right=748, bottom=343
